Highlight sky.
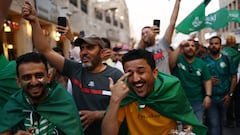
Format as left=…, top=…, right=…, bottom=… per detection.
left=125, top=0, right=220, bottom=43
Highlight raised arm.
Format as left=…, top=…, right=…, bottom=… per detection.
left=22, top=0, right=64, bottom=72
left=163, top=0, right=181, bottom=43
left=102, top=73, right=131, bottom=135
left=0, top=0, right=12, bottom=31
left=169, top=40, right=186, bottom=69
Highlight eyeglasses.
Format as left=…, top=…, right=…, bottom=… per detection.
left=188, top=64, right=193, bottom=73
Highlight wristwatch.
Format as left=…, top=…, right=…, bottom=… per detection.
left=228, top=92, right=233, bottom=97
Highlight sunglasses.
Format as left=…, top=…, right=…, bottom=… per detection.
left=188, top=64, right=193, bottom=73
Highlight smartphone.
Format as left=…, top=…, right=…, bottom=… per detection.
left=153, top=19, right=160, bottom=28
left=153, top=19, right=160, bottom=34
left=58, top=17, right=67, bottom=27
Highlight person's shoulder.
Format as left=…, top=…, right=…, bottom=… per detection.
left=158, top=72, right=180, bottom=82
left=195, top=57, right=206, bottom=63
left=201, top=54, right=211, bottom=61
left=105, top=65, right=123, bottom=80
left=106, top=64, right=123, bottom=72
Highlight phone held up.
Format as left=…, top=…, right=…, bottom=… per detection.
left=57, top=17, right=67, bottom=34
left=153, top=19, right=160, bottom=34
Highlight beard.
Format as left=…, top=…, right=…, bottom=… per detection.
left=25, top=82, right=48, bottom=101
left=209, top=48, right=220, bottom=55
left=143, top=37, right=155, bottom=47
left=184, top=54, right=194, bottom=59
left=183, top=50, right=195, bottom=59
left=82, top=52, right=102, bottom=71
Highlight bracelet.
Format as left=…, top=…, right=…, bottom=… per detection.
left=205, top=94, right=212, bottom=98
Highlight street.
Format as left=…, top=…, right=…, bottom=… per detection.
left=223, top=126, right=240, bottom=135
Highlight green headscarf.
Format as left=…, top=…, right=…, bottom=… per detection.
left=119, top=72, right=207, bottom=135
left=0, top=55, right=20, bottom=109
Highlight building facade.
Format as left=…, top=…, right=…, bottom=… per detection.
left=218, top=0, right=240, bottom=43
left=197, top=0, right=240, bottom=45
left=1, top=0, right=130, bottom=60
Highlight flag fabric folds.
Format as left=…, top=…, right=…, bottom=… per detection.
left=205, top=8, right=229, bottom=30
left=119, top=72, right=207, bottom=135
left=228, top=10, right=240, bottom=22
left=0, top=55, right=20, bottom=109
left=176, top=0, right=211, bottom=34
left=0, top=81, right=84, bottom=135
left=176, top=0, right=240, bottom=34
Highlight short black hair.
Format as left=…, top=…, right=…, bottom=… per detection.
left=0, top=40, right=3, bottom=56
left=16, top=52, right=48, bottom=77
left=122, top=49, right=156, bottom=70
left=209, top=36, right=222, bottom=44
left=101, top=37, right=111, bottom=49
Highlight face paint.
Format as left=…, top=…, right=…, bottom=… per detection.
left=37, top=77, right=45, bottom=83
left=21, top=80, right=29, bottom=88
left=20, top=73, right=47, bottom=88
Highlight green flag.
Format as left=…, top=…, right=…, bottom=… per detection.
left=205, top=8, right=229, bottom=30
left=0, top=81, right=84, bottom=135
left=119, top=72, right=207, bottom=135
left=176, top=0, right=211, bottom=34
left=228, top=10, right=240, bottom=22
left=0, top=55, right=20, bottom=109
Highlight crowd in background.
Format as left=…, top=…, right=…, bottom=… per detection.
left=0, top=0, right=240, bottom=135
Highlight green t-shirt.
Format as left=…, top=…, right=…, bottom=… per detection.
left=172, top=55, right=211, bottom=102
left=222, top=46, right=240, bottom=69
left=204, top=54, right=237, bottom=101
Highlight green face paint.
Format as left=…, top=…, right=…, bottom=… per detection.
left=20, top=73, right=47, bottom=89
left=21, top=80, right=28, bottom=88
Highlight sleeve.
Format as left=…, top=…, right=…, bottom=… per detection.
left=201, top=60, right=211, bottom=80
left=62, top=58, right=82, bottom=78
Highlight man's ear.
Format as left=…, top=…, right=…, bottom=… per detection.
left=100, top=48, right=106, bottom=59
left=153, top=68, right=158, bottom=78
left=16, top=78, right=22, bottom=88
left=47, top=73, right=51, bottom=84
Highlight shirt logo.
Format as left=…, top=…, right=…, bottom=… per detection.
left=88, top=81, right=95, bottom=87
left=153, top=49, right=165, bottom=62
left=220, top=62, right=226, bottom=68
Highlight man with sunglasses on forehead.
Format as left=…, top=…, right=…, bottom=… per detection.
left=169, top=39, right=212, bottom=123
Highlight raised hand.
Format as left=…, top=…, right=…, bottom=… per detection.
left=109, top=72, right=131, bottom=103
left=14, top=127, right=34, bottom=135
left=21, top=0, right=37, bottom=22
left=56, top=19, right=75, bottom=41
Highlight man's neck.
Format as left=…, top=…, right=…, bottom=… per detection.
left=88, top=63, right=107, bottom=73
left=210, top=53, right=221, bottom=60
left=28, top=90, right=49, bottom=105
left=184, top=55, right=195, bottom=63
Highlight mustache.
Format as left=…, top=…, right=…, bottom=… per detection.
left=27, top=83, right=43, bottom=89
left=133, top=80, right=145, bottom=85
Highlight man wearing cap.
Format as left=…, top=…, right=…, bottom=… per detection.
left=22, top=1, right=123, bottom=135
left=111, top=45, right=132, bottom=73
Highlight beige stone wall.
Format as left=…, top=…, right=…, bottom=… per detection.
left=4, top=0, right=130, bottom=59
